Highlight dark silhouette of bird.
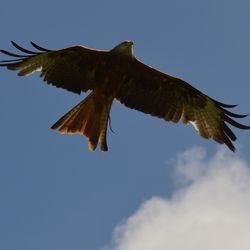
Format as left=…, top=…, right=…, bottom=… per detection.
left=1, top=41, right=249, bottom=152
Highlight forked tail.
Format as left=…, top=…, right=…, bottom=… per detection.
left=51, top=91, right=113, bottom=151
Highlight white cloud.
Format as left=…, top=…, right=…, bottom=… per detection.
left=105, top=147, right=250, bottom=250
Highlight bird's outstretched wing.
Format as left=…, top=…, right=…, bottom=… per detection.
left=0, top=41, right=108, bottom=94
left=116, top=59, right=250, bottom=151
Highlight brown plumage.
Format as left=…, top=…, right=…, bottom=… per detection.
left=0, top=40, right=249, bottom=152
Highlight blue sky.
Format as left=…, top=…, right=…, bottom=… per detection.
left=1, top=0, right=250, bottom=249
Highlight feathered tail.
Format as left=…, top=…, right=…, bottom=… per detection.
left=51, top=91, right=113, bottom=151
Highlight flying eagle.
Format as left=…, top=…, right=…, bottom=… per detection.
left=0, top=41, right=249, bottom=152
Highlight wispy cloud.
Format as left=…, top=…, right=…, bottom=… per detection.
left=105, top=147, right=250, bottom=250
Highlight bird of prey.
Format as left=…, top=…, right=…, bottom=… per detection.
left=0, top=41, right=249, bottom=152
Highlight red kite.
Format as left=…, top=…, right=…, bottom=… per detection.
left=0, top=41, right=249, bottom=152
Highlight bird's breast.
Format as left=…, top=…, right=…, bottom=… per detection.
left=94, top=57, right=133, bottom=98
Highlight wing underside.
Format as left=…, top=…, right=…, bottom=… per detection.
left=0, top=41, right=108, bottom=94
left=116, top=59, right=250, bottom=151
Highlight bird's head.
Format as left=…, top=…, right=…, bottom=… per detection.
left=111, top=40, right=134, bottom=57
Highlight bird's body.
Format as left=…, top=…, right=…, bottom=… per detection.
left=0, top=40, right=249, bottom=152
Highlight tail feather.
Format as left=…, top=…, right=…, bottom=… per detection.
left=99, top=101, right=113, bottom=151
left=51, top=91, right=113, bottom=151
